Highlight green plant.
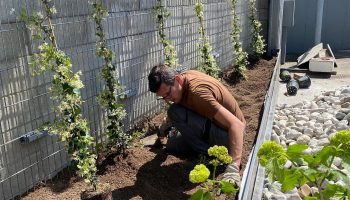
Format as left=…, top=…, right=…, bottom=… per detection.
left=131, top=129, right=144, bottom=139
left=249, top=0, right=266, bottom=58
left=152, top=0, right=178, bottom=69
left=90, top=1, right=130, bottom=153
left=194, top=0, right=220, bottom=78
left=189, top=145, right=238, bottom=200
left=229, top=0, right=248, bottom=80
left=258, top=130, right=350, bottom=200
left=20, top=0, right=97, bottom=190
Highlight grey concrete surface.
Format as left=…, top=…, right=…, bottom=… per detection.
left=277, top=50, right=350, bottom=105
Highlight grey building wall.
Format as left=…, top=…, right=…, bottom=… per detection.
left=0, top=0, right=268, bottom=199
left=286, top=0, right=350, bottom=54
left=322, top=0, right=350, bottom=51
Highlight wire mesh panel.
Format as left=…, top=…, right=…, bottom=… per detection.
left=0, top=0, right=267, bottom=199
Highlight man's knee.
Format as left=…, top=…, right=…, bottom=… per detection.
left=208, top=124, right=230, bottom=147
left=166, top=133, right=194, bottom=156
left=168, top=104, right=186, bottom=123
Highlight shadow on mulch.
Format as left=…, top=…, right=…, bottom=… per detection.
left=97, top=150, right=127, bottom=176
left=222, top=55, right=273, bottom=85
left=31, top=167, right=79, bottom=194
left=112, top=147, right=196, bottom=200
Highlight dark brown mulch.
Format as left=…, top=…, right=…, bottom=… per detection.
left=20, top=57, right=276, bottom=200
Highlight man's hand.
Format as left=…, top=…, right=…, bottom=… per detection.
left=222, top=163, right=241, bottom=187
left=159, top=116, right=172, bottom=137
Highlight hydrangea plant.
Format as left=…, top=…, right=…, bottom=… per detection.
left=258, top=130, right=350, bottom=200
left=190, top=164, right=211, bottom=184
left=189, top=145, right=237, bottom=200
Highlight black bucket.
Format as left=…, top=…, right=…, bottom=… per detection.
left=297, top=75, right=311, bottom=88
left=286, top=79, right=299, bottom=95
left=279, top=70, right=291, bottom=82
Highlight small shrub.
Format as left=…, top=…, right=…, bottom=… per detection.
left=189, top=145, right=238, bottom=200
left=258, top=130, right=350, bottom=200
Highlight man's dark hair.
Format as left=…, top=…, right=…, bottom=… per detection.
left=148, top=64, right=176, bottom=93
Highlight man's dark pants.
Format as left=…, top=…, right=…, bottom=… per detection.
left=166, top=104, right=229, bottom=156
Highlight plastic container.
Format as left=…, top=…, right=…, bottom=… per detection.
left=297, top=75, right=311, bottom=88
left=286, top=79, right=299, bottom=95
left=279, top=70, right=291, bottom=82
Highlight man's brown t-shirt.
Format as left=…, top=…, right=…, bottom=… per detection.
left=180, top=70, right=245, bottom=130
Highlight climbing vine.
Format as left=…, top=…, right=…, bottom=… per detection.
left=230, top=0, right=248, bottom=80
left=20, top=0, right=97, bottom=190
left=249, top=0, right=266, bottom=58
left=91, top=1, right=129, bottom=153
left=152, top=0, right=178, bottom=69
left=195, top=0, right=220, bottom=78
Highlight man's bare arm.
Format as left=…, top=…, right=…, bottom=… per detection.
left=213, top=106, right=245, bottom=166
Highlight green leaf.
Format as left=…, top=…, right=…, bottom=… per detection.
left=304, top=197, right=318, bottom=200
left=281, top=169, right=302, bottom=192
left=273, top=159, right=286, bottom=181
left=302, top=154, right=315, bottom=165
left=323, top=184, right=347, bottom=199
left=73, top=88, right=80, bottom=95
left=313, top=146, right=335, bottom=166
left=286, top=144, right=308, bottom=160
left=188, top=189, right=212, bottom=200
left=301, top=168, right=320, bottom=183
left=220, top=181, right=237, bottom=194
left=286, top=144, right=308, bottom=165
left=328, top=169, right=350, bottom=185
left=341, top=155, right=350, bottom=173
left=19, top=8, right=28, bottom=22
left=62, top=83, right=74, bottom=93
left=201, top=191, right=212, bottom=200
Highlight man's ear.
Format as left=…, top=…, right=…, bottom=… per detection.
left=175, top=74, right=183, bottom=85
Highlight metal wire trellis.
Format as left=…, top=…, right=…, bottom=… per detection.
left=0, top=0, right=260, bottom=199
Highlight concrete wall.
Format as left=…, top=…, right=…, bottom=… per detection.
left=286, top=0, right=350, bottom=54
left=0, top=0, right=268, bottom=199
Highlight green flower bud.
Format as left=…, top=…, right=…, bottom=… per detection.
left=189, top=164, right=210, bottom=183
left=330, top=130, right=350, bottom=152
left=208, top=145, right=233, bottom=164
left=258, top=141, right=287, bottom=167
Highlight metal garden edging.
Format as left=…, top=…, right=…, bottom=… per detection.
left=239, top=51, right=281, bottom=200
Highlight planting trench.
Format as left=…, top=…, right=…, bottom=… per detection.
left=19, top=57, right=276, bottom=200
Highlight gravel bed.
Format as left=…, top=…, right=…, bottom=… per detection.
left=263, top=85, right=350, bottom=200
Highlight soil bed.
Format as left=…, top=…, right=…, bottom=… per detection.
left=20, top=57, right=275, bottom=200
